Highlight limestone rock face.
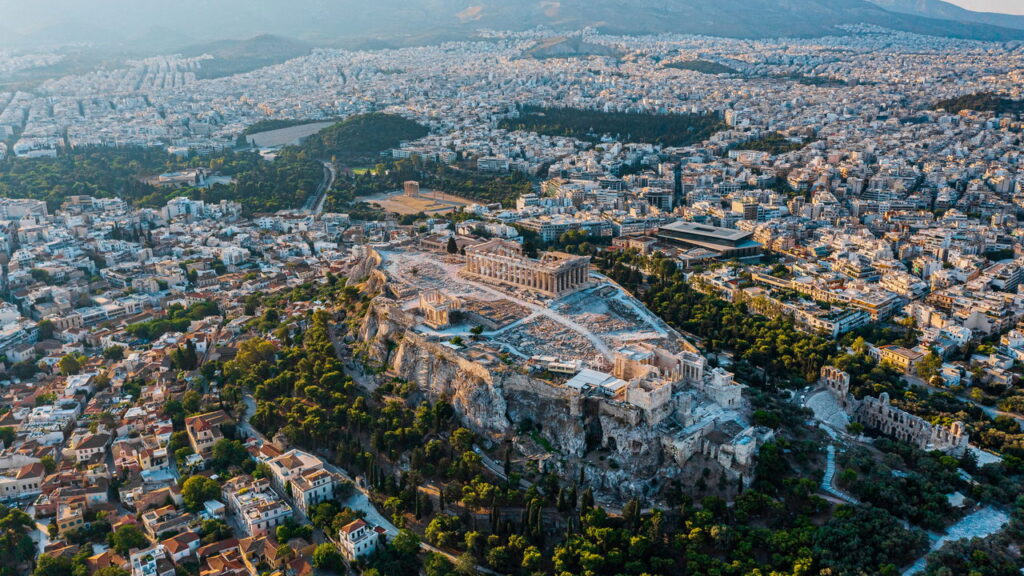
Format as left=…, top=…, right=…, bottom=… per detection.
left=390, top=331, right=511, bottom=439
left=358, top=298, right=414, bottom=366
left=360, top=311, right=673, bottom=502
left=504, top=377, right=587, bottom=458
left=346, top=248, right=383, bottom=286
left=596, top=403, right=664, bottom=477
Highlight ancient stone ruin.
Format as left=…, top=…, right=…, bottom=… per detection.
left=821, top=366, right=969, bottom=455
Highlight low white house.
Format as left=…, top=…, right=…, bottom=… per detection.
left=338, top=519, right=382, bottom=561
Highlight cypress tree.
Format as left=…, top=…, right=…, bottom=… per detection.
left=580, top=487, right=594, bottom=511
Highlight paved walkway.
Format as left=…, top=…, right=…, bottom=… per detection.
left=30, top=514, right=50, bottom=557
left=821, top=444, right=859, bottom=505
left=903, top=507, right=1010, bottom=575
left=470, top=279, right=614, bottom=360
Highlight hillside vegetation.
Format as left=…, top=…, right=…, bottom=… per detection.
left=933, top=92, right=1024, bottom=115
left=500, top=105, right=724, bottom=147
left=735, top=132, right=815, bottom=155
left=182, top=34, right=312, bottom=79
left=664, top=59, right=739, bottom=74
left=299, top=113, right=430, bottom=164
left=0, top=146, right=321, bottom=214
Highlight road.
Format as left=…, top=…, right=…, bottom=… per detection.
left=30, top=514, right=50, bottom=557
left=902, top=374, right=1024, bottom=429
left=472, top=445, right=535, bottom=491
left=301, top=161, right=335, bottom=215
left=473, top=445, right=509, bottom=482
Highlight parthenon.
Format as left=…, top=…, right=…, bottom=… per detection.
left=462, top=239, right=592, bottom=298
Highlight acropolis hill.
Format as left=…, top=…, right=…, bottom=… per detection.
left=346, top=244, right=773, bottom=503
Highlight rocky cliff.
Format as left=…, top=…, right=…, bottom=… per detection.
left=363, top=297, right=589, bottom=452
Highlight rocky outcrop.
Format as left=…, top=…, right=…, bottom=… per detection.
left=358, top=297, right=590, bottom=454
left=346, top=247, right=383, bottom=286
left=357, top=297, right=414, bottom=366
left=349, top=271, right=758, bottom=505
left=390, top=331, right=511, bottom=440
left=596, top=402, right=664, bottom=477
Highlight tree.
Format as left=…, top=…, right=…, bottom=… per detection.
left=391, top=529, right=421, bottom=557
left=424, top=553, right=460, bottom=576
left=35, top=393, right=56, bottom=406
left=103, top=346, right=125, bottom=361
left=58, top=354, right=84, bottom=376
left=199, top=519, right=232, bottom=544
left=813, top=505, right=928, bottom=575
left=94, top=567, right=130, bottom=576
left=454, top=552, right=476, bottom=576
left=446, top=236, right=459, bottom=254
left=580, top=486, right=594, bottom=511
left=916, top=350, right=943, bottom=383
left=751, top=409, right=781, bottom=429
left=852, top=336, right=868, bottom=355
left=211, top=439, right=248, bottom=470
left=451, top=428, right=473, bottom=452
left=37, top=319, right=55, bottom=340
left=182, top=476, right=220, bottom=511
left=521, top=546, right=542, bottom=571
left=29, top=269, right=52, bottom=284
left=276, top=544, right=295, bottom=564
left=276, top=519, right=313, bottom=544
left=182, top=390, right=202, bottom=415
left=170, top=344, right=199, bottom=371
left=312, top=543, right=344, bottom=572
left=108, top=524, right=148, bottom=556
left=41, top=455, right=56, bottom=474
left=425, top=515, right=462, bottom=548
left=32, top=555, right=74, bottom=576
left=0, top=504, right=35, bottom=576
left=0, top=428, right=13, bottom=447
left=224, top=338, right=278, bottom=381
left=254, top=462, right=271, bottom=480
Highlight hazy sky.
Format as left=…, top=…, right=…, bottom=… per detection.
left=948, top=0, right=1024, bottom=15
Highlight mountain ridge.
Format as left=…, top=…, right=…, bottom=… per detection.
left=1, top=0, right=1023, bottom=51
left=179, top=35, right=313, bottom=79
left=867, top=0, right=1024, bottom=30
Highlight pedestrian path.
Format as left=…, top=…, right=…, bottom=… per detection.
left=903, top=507, right=1010, bottom=575
left=821, top=444, right=858, bottom=504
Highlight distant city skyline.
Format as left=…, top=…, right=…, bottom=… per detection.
left=949, top=0, right=1024, bottom=15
